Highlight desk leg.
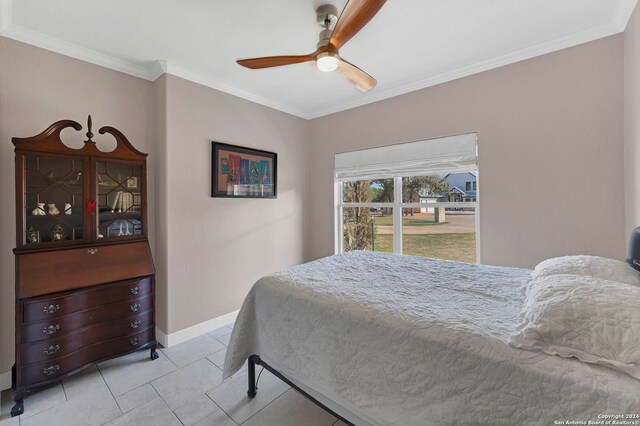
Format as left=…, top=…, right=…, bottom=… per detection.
left=11, top=399, right=23, bottom=417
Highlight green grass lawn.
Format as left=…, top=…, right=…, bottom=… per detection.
left=373, top=216, right=448, bottom=226
left=372, top=233, right=476, bottom=263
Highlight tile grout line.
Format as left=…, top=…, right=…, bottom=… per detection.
left=59, top=379, right=68, bottom=402
left=160, top=347, right=226, bottom=371
left=149, top=381, right=174, bottom=412
left=150, top=352, right=225, bottom=421
left=204, top=395, right=238, bottom=425
left=173, top=360, right=229, bottom=424
left=105, top=350, right=181, bottom=399
left=93, top=365, right=125, bottom=426
left=238, top=387, right=292, bottom=426
left=17, top=380, right=67, bottom=423
left=149, top=384, right=185, bottom=426
left=96, top=364, right=120, bottom=409
left=97, top=351, right=178, bottom=424
left=148, top=377, right=187, bottom=426
left=201, top=363, right=268, bottom=426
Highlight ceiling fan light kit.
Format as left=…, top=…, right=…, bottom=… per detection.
left=316, top=51, right=339, bottom=72
left=236, top=0, right=386, bottom=92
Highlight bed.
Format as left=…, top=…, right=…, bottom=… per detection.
left=223, top=251, right=640, bottom=425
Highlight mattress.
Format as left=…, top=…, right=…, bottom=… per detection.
left=223, top=251, right=640, bottom=425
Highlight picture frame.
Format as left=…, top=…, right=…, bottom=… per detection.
left=126, top=176, right=138, bottom=188
left=211, top=142, right=277, bottom=198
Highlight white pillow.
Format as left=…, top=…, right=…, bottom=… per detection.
left=510, top=274, right=640, bottom=379
left=531, top=255, right=640, bottom=286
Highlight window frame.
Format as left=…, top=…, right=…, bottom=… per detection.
left=335, top=175, right=480, bottom=262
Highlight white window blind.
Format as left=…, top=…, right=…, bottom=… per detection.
left=334, top=133, right=477, bottom=181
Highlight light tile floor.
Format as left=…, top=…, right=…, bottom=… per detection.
left=0, top=323, right=344, bottom=426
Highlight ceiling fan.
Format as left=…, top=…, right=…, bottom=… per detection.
left=236, top=0, right=386, bottom=92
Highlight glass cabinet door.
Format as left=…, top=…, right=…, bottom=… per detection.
left=95, top=161, right=144, bottom=240
left=23, top=154, right=85, bottom=245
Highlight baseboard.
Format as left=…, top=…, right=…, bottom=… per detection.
left=155, top=309, right=239, bottom=348
left=1, top=370, right=11, bottom=392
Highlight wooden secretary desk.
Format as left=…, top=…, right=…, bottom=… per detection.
left=10, top=117, right=157, bottom=417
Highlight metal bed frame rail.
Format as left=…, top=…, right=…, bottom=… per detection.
left=247, top=355, right=355, bottom=426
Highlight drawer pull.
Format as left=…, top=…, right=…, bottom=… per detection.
left=43, top=365, right=60, bottom=376
left=130, top=303, right=141, bottom=312
left=87, top=248, right=98, bottom=255
left=43, top=304, right=60, bottom=314
left=130, top=287, right=140, bottom=295
left=130, top=337, right=140, bottom=346
left=43, top=345, right=60, bottom=355
left=43, top=324, right=60, bottom=335
left=130, top=320, right=142, bottom=329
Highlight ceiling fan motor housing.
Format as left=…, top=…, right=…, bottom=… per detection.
left=316, top=5, right=338, bottom=48
left=318, top=29, right=333, bottom=48
left=316, top=4, right=338, bottom=29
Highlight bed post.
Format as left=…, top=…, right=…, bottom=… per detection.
left=247, top=355, right=259, bottom=398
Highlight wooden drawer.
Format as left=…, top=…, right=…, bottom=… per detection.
left=21, top=327, right=154, bottom=386
left=22, top=296, right=152, bottom=343
left=23, top=277, right=152, bottom=323
left=17, top=241, right=155, bottom=298
left=21, top=312, right=153, bottom=365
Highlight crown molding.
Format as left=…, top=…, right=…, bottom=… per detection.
left=160, top=62, right=312, bottom=119
left=613, top=0, right=638, bottom=31
left=306, top=20, right=625, bottom=119
left=148, top=60, right=167, bottom=81
left=0, top=0, right=634, bottom=120
left=0, top=23, right=153, bottom=80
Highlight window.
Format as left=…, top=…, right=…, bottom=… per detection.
left=341, top=180, right=393, bottom=253
left=466, top=182, right=471, bottom=191
left=335, top=134, right=478, bottom=263
left=473, top=181, right=477, bottom=191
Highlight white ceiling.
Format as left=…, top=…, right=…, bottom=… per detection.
left=0, top=0, right=637, bottom=119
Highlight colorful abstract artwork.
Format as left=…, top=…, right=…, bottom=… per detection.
left=239, top=159, right=249, bottom=184
left=227, top=154, right=240, bottom=184
left=212, top=142, right=277, bottom=198
left=249, top=161, right=260, bottom=184
left=260, top=160, right=270, bottom=185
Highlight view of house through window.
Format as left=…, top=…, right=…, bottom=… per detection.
left=401, top=173, right=476, bottom=263
left=339, top=175, right=477, bottom=263
left=335, top=134, right=478, bottom=263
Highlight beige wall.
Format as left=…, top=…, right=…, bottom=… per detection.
left=625, top=5, right=640, bottom=239
left=0, top=37, right=156, bottom=374
left=308, top=35, right=626, bottom=268
left=157, top=74, right=309, bottom=333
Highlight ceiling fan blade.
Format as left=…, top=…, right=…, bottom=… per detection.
left=237, top=53, right=316, bottom=69
left=329, top=0, right=386, bottom=50
left=337, top=58, right=377, bottom=92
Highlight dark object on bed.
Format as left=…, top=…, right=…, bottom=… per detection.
left=628, top=226, right=640, bottom=272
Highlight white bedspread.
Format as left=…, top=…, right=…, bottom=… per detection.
left=224, top=251, right=640, bottom=425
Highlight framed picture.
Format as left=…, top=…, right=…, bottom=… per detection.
left=126, top=176, right=138, bottom=188
left=211, top=142, right=277, bottom=198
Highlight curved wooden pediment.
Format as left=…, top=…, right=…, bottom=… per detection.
left=12, top=115, right=148, bottom=160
